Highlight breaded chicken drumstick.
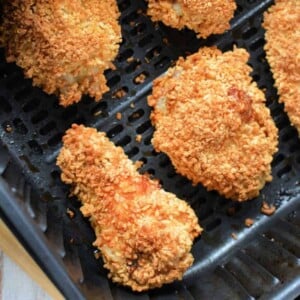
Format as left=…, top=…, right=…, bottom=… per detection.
left=57, top=124, right=202, bottom=291
left=147, top=0, right=236, bottom=38
left=0, top=0, right=121, bottom=106
left=263, top=0, right=300, bottom=135
left=148, top=47, right=278, bottom=201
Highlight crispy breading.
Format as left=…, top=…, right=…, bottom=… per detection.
left=0, top=0, right=121, bottom=106
left=56, top=124, right=202, bottom=291
left=148, top=47, right=278, bottom=201
left=147, top=0, right=236, bottom=38
left=263, top=0, right=300, bottom=135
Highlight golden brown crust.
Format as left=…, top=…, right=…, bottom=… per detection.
left=263, top=0, right=300, bottom=135
left=147, top=0, right=236, bottom=38
left=56, top=124, right=202, bottom=291
left=148, top=47, right=278, bottom=201
left=1, top=0, right=121, bottom=106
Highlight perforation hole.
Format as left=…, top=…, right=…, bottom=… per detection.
left=13, top=118, right=28, bottom=134
left=146, top=46, right=162, bottom=61
left=128, top=109, right=145, bottom=123
left=0, top=96, right=12, bottom=113
left=116, top=135, right=131, bottom=147
left=40, top=121, right=56, bottom=136
left=136, top=120, right=152, bottom=134
left=51, top=170, right=61, bottom=183
left=31, top=110, right=48, bottom=124
left=107, top=75, right=121, bottom=88
left=22, top=98, right=40, bottom=112
left=113, top=87, right=128, bottom=99
left=91, top=101, right=108, bottom=117
left=28, top=140, right=43, bottom=155
left=125, top=60, right=141, bottom=73
left=143, top=135, right=152, bottom=146
left=107, top=124, right=124, bottom=138
left=134, top=71, right=149, bottom=84
left=117, top=49, right=134, bottom=62
left=145, top=168, right=155, bottom=176
left=126, top=146, right=139, bottom=158
left=48, top=133, right=63, bottom=147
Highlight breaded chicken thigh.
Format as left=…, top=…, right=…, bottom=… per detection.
left=147, top=0, right=236, bottom=38
left=57, top=124, right=201, bottom=291
left=263, top=0, right=300, bottom=135
left=0, top=0, right=121, bottom=106
left=148, top=47, right=278, bottom=201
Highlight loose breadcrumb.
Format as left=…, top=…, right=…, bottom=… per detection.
left=0, top=0, right=121, bottom=106
left=231, top=233, right=238, bottom=240
left=66, top=208, right=75, bottom=219
left=147, top=0, right=236, bottom=38
left=114, top=88, right=127, bottom=99
left=134, top=73, right=147, bottom=84
left=245, top=218, right=254, bottom=227
left=136, top=134, right=142, bottom=143
left=57, top=124, right=202, bottom=291
left=116, top=112, right=122, bottom=120
left=261, top=201, right=276, bottom=216
left=263, top=0, right=300, bottom=135
left=148, top=47, right=278, bottom=201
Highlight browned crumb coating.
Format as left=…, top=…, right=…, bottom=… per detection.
left=147, top=0, right=236, bottom=38
left=0, top=0, right=121, bottom=106
left=56, top=124, right=202, bottom=291
left=148, top=47, right=278, bottom=201
left=263, top=0, right=300, bottom=135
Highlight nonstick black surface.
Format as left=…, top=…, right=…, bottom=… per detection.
left=0, top=0, right=300, bottom=299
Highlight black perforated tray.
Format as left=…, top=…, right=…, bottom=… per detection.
left=1, top=0, right=300, bottom=299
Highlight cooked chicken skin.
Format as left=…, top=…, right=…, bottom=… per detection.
left=147, top=0, right=236, bottom=38
left=0, top=0, right=121, bottom=106
left=148, top=47, right=278, bottom=201
left=57, top=124, right=201, bottom=291
left=263, top=0, right=300, bottom=135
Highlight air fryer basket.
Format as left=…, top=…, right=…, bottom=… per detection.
left=0, top=0, right=300, bottom=299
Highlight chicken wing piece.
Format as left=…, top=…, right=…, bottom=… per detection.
left=263, top=0, right=300, bottom=135
left=56, top=124, right=202, bottom=291
left=148, top=47, right=278, bottom=201
left=0, top=0, right=121, bottom=106
left=147, top=0, right=236, bottom=38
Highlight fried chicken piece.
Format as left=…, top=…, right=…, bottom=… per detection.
left=147, top=0, right=236, bottom=38
left=56, top=124, right=201, bottom=291
left=148, top=47, right=278, bottom=201
left=0, top=0, right=121, bottom=106
left=263, top=0, right=300, bottom=135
